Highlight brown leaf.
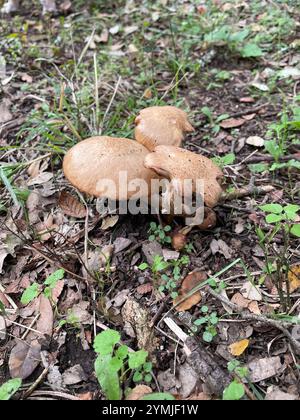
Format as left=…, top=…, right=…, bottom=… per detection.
left=36, top=294, right=54, bottom=337
left=58, top=191, right=86, bottom=218
left=229, top=339, right=250, bottom=356
left=50, top=279, right=65, bottom=304
left=136, top=283, right=153, bottom=295
left=9, top=340, right=41, bottom=379
left=20, top=73, right=33, bottom=83
left=126, top=385, right=152, bottom=400
left=174, top=272, right=207, bottom=312
left=220, top=118, right=246, bottom=129
left=288, top=265, right=300, bottom=293
left=239, top=97, right=255, bottom=103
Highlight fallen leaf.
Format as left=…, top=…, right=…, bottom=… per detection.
left=126, top=385, right=152, bottom=400
left=0, top=316, right=6, bottom=341
left=0, top=99, right=12, bottom=123
left=174, top=272, right=207, bottom=312
left=36, top=294, right=53, bottom=337
left=109, top=25, right=120, bottom=35
left=162, top=249, right=180, bottom=261
left=20, top=73, right=33, bottom=83
left=247, top=357, right=283, bottom=383
left=241, top=281, right=262, bottom=301
left=101, top=215, right=119, bottom=230
left=220, top=118, right=246, bottom=129
left=136, top=283, right=153, bottom=295
left=229, top=339, right=250, bottom=356
left=143, top=88, right=152, bottom=99
left=288, top=265, right=300, bottom=292
left=242, top=113, right=256, bottom=121
left=251, top=80, right=269, bottom=91
left=248, top=300, right=261, bottom=315
left=235, top=218, right=245, bottom=234
left=239, top=97, right=255, bottom=103
left=210, top=239, right=232, bottom=260
left=113, top=237, right=132, bottom=254
left=27, top=172, right=53, bottom=186
left=96, top=28, right=109, bottom=43
left=246, top=136, right=265, bottom=147
left=278, top=66, right=300, bottom=80
left=58, top=191, right=86, bottom=218
left=265, top=386, right=298, bottom=401
left=124, top=25, right=138, bottom=36
left=62, top=365, right=87, bottom=385
left=9, top=340, right=41, bottom=379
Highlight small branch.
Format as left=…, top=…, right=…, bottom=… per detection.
left=221, top=185, right=275, bottom=202
left=208, top=287, right=300, bottom=354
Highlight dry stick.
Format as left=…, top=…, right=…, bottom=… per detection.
left=208, top=287, right=300, bottom=355
left=29, top=390, right=81, bottom=401
left=221, top=185, right=275, bottom=202
left=238, top=153, right=300, bottom=164
left=227, top=103, right=270, bottom=119
left=23, top=367, right=49, bottom=400
left=0, top=283, right=18, bottom=311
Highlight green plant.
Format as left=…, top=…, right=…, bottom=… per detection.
left=139, top=255, right=189, bottom=298
left=212, top=153, right=236, bottom=168
left=223, top=360, right=249, bottom=401
left=256, top=204, right=300, bottom=310
left=0, top=378, right=22, bottom=400
left=201, top=106, right=229, bottom=135
left=193, top=306, right=219, bottom=343
left=21, top=269, right=65, bottom=305
left=148, top=222, right=172, bottom=245
left=93, top=329, right=153, bottom=400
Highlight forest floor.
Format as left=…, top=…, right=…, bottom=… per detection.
left=0, top=0, right=300, bottom=401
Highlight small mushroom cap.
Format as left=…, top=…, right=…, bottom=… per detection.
left=144, top=145, right=223, bottom=208
left=63, top=136, right=158, bottom=200
left=135, top=106, right=194, bottom=152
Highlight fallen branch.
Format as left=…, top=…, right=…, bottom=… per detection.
left=221, top=185, right=275, bottom=202
left=208, top=287, right=300, bottom=355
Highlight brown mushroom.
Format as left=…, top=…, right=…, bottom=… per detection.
left=144, top=145, right=223, bottom=210
left=135, top=106, right=194, bottom=152
left=63, top=136, right=158, bottom=201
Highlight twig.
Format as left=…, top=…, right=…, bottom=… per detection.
left=23, top=367, right=49, bottom=400
left=221, top=185, right=275, bottom=201
left=228, top=103, right=270, bottom=119
left=208, top=287, right=300, bottom=354
left=100, top=76, right=122, bottom=134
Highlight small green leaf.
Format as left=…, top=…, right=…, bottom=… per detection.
left=164, top=225, right=172, bottom=232
left=142, top=392, right=175, bottom=401
left=144, top=374, right=152, bottom=383
left=116, top=345, right=128, bottom=360
left=93, top=329, right=121, bottom=355
left=291, top=224, right=300, bottom=237
left=240, top=43, right=263, bottom=58
left=139, top=263, right=149, bottom=271
left=149, top=235, right=155, bottom=241
left=259, top=204, right=283, bottom=214
left=194, top=317, right=207, bottom=326
left=248, top=163, right=269, bottom=173
left=95, top=355, right=120, bottom=400
left=266, top=213, right=284, bottom=224
left=128, top=350, right=148, bottom=370
left=133, top=371, right=143, bottom=382
left=223, top=381, right=245, bottom=401
left=44, top=269, right=65, bottom=287
left=201, top=305, right=209, bottom=313
left=21, top=283, right=39, bottom=305
left=143, top=362, right=152, bottom=373
left=0, top=378, right=22, bottom=400
left=203, top=331, right=214, bottom=342
left=109, top=357, right=123, bottom=372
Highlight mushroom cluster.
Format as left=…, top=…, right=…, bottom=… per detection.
left=63, top=106, right=223, bottom=227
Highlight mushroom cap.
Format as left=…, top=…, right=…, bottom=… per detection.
left=144, top=145, right=223, bottom=208
left=63, top=136, right=158, bottom=200
left=135, top=106, right=194, bottom=152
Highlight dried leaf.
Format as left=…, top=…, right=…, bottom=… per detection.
left=241, top=281, right=262, bottom=302
left=101, top=215, right=119, bottom=230
left=58, top=191, right=86, bottom=218
left=27, top=172, right=53, bottom=186
left=246, top=136, right=265, bottom=147
left=0, top=99, right=12, bottom=123
left=62, top=365, right=87, bottom=385
left=288, top=265, right=300, bottom=293
left=9, top=340, right=41, bottom=379
left=229, top=339, right=250, bottom=356
left=174, top=272, right=207, bottom=312
left=36, top=294, right=54, bottom=337
left=126, top=385, right=152, bottom=400
left=136, top=283, right=153, bottom=295
left=248, top=357, right=283, bottom=383
left=220, top=118, right=246, bottom=129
